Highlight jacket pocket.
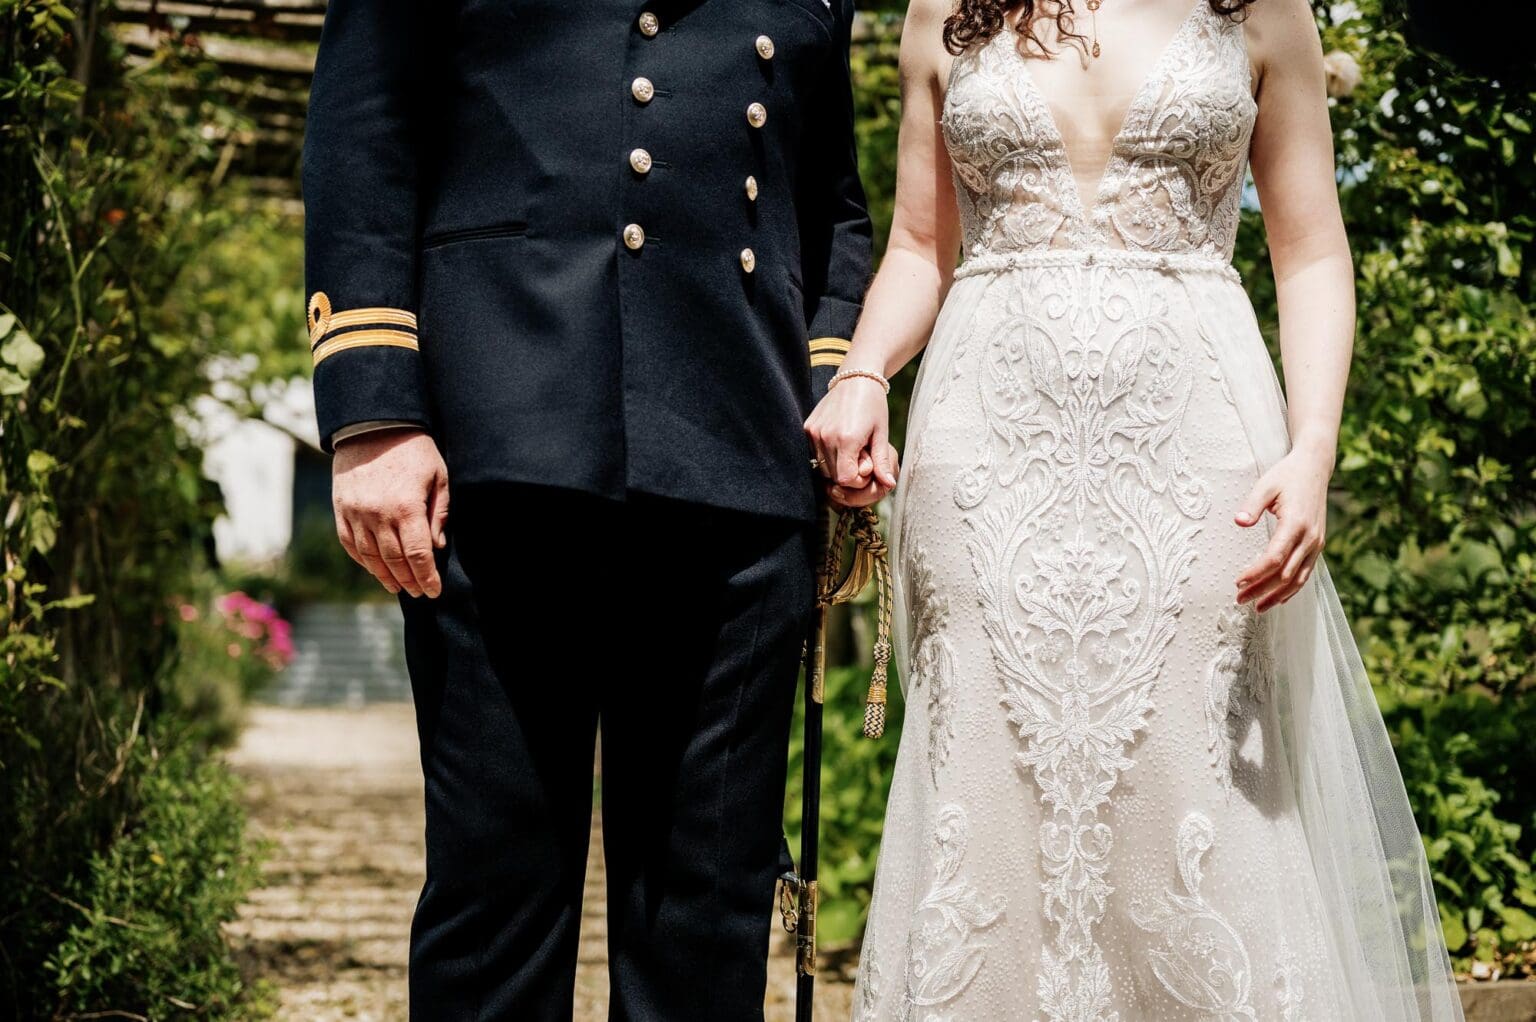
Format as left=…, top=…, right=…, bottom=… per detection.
left=420, top=221, right=529, bottom=251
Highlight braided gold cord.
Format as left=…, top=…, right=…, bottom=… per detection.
left=816, top=507, right=894, bottom=740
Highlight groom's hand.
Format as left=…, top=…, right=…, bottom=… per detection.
left=332, top=428, right=450, bottom=599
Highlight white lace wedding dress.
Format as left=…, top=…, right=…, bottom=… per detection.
left=853, top=4, right=1464, bottom=1020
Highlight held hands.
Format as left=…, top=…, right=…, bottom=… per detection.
left=332, top=428, right=450, bottom=599
left=1234, top=440, right=1334, bottom=613
left=804, top=375, right=900, bottom=508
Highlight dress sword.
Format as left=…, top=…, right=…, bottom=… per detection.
left=781, top=501, right=894, bottom=1019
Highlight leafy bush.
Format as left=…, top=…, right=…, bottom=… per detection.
left=1382, top=686, right=1536, bottom=972
left=1391, top=702, right=1536, bottom=962
left=44, top=741, right=271, bottom=1017
left=1, top=2, right=270, bottom=1015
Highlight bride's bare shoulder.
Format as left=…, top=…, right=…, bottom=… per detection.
left=899, top=0, right=959, bottom=92
left=1242, top=0, right=1326, bottom=94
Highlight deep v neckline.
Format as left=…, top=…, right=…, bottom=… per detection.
left=1004, top=0, right=1209, bottom=233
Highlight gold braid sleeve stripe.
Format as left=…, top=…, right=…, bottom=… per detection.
left=306, top=295, right=418, bottom=344
left=809, top=336, right=851, bottom=368
left=311, top=329, right=420, bottom=366
left=808, top=337, right=851, bottom=354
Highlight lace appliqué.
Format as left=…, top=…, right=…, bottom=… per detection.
left=959, top=264, right=1207, bottom=1022
left=907, top=545, right=957, bottom=786
left=941, top=1, right=1256, bottom=264
left=1274, top=935, right=1309, bottom=1022
left=1091, top=9, right=1256, bottom=258
left=943, top=38, right=1079, bottom=258
left=855, top=947, right=885, bottom=1022
left=900, top=805, right=1006, bottom=1021
left=1205, top=603, right=1275, bottom=792
left=1131, top=812, right=1258, bottom=1020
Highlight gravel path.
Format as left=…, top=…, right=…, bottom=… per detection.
left=228, top=705, right=854, bottom=1020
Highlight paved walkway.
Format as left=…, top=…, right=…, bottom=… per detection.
left=228, top=705, right=855, bottom=1020
left=228, top=706, right=1533, bottom=1021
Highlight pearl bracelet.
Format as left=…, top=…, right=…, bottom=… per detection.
left=828, top=368, right=891, bottom=395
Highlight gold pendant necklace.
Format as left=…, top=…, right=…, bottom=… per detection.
left=1086, top=0, right=1102, bottom=58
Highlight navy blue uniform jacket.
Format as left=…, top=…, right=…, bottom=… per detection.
left=303, top=0, right=873, bottom=522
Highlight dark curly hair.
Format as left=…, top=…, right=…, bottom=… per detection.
left=943, top=0, right=1257, bottom=57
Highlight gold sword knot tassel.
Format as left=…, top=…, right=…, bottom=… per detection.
left=817, top=507, right=895, bottom=739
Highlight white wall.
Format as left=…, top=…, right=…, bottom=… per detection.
left=194, top=366, right=320, bottom=567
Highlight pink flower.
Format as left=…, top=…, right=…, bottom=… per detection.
left=227, top=642, right=243, bottom=659
left=178, top=604, right=199, bottom=622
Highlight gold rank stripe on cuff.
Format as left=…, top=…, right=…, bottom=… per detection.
left=306, top=295, right=420, bottom=367
left=309, top=306, right=418, bottom=342
left=808, top=336, right=852, bottom=368
left=311, top=328, right=420, bottom=366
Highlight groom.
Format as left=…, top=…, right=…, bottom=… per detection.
left=303, top=1, right=871, bottom=1018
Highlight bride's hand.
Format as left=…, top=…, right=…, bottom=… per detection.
left=804, top=375, right=900, bottom=509
left=1234, top=440, right=1334, bottom=613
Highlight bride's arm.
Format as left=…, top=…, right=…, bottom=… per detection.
left=804, top=0, right=963, bottom=507
left=1235, top=0, right=1355, bottom=612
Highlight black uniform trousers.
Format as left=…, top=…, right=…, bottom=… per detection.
left=399, top=482, right=816, bottom=1020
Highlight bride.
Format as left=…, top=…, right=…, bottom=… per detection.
left=804, top=0, right=1464, bottom=1018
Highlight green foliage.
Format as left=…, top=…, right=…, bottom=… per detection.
left=1298, top=0, right=1536, bottom=705
left=1, top=2, right=269, bottom=1014
left=44, top=741, right=272, bottom=1017
left=851, top=13, right=903, bottom=257
left=163, top=207, right=310, bottom=385
left=1392, top=701, right=1536, bottom=961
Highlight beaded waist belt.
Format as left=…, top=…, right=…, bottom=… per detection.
left=954, top=247, right=1242, bottom=283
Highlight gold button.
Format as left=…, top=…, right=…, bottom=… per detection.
left=631, top=77, right=655, bottom=103
left=745, top=175, right=759, bottom=202
left=756, top=35, right=776, bottom=60
left=746, top=102, right=767, bottom=129
left=623, top=224, right=646, bottom=250
left=740, top=248, right=757, bottom=273
left=638, top=11, right=659, bottom=37
left=629, top=148, right=653, bottom=174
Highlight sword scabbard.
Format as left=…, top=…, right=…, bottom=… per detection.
left=809, top=605, right=828, bottom=706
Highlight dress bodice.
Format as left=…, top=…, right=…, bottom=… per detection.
left=941, top=0, right=1256, bottom=265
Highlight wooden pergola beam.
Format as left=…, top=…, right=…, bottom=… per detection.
left=109, top=5, right=902, bottom=197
